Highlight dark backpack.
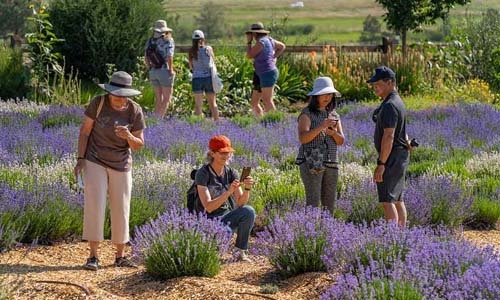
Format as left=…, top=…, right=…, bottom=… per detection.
left=186, top=168, right=204, bottom=214
left=146, top=38, right=164, bottom=69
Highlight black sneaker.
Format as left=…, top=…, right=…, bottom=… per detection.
left=84, top=257, right=99, bottom=271
left=114, top=256, right=138, bottom=268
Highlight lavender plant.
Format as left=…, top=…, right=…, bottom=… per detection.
left=405, top=174, right=473, bottom=228
left=336, top=178, right=383, bottom=224
left=321, top=224, right=500, bottom=299
left=252, top=206, right=335, bottom=278
left=131, top=208, right=232, bottom=279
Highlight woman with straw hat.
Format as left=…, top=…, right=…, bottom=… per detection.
left=245, top=22, right=286, bottom=117
left=74, top=71, right=146, bottom=271
left=144, top=19, right=175, bottom=118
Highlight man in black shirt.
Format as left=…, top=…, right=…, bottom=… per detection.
left=367, top=66, right=413, bottom=227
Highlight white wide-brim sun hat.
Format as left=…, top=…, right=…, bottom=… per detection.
left=307, top=77, right=341, bottom=96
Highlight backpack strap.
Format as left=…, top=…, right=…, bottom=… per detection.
left=96, top=95, right=104, bottom=120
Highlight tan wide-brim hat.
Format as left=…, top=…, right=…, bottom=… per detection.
left=98, top=71, right=141, bottom=97
left=151, top=19, right=172, bottom=33
left=245, top=22, right=270, bottom=34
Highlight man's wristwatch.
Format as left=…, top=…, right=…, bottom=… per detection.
left=377, top=159, right=385, bottom=166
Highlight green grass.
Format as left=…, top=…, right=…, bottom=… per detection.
left=167, top=0, right=500, bottom=44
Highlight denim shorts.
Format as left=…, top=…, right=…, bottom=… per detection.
left=192, top=76, right=214, bottom=94
left=257, top=68, right=279, bottom=88
left=149, top=68, right=175, bottom=87
left=252, top=72, right=261, bottom=92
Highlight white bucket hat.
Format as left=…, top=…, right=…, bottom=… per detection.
left=151, top=20, right=172, bottom=33
left=192, top=29, right=205, bottom=39
left=307, top=77, right=341, bottom=96
left=98, top=71, right=141, bottom=97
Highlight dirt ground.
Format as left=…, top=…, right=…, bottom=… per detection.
left=1, top=230, right=499, bottom=300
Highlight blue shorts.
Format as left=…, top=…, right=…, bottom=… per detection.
left=192, top=76, right=214, bottom=94
left=149, top=68, right=175, bottom=87
left=257, top=68, right=279, bottom=88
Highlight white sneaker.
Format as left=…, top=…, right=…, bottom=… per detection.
left=235, top=249, right=252, bottom=262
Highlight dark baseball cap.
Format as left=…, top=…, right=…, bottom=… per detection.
left=366, top=66, right=396, bottom=83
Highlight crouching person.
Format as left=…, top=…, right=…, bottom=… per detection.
left=195, top=135, right=256, bottom=262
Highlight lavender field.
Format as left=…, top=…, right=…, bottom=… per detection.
left=1, top=100, right=500, bottom=298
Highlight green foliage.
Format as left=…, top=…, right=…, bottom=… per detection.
left=231, top=114, right=257, bottom=128
left=144, top=230, right=221, bottom=279
left=275, top=60, right=309, bottom=104
left=446, top=9, right=500, bottom=92
left=357, top=241, right=409, bottom=272
left=0, top=47, right=29, bottom=100
left=129, top=197, right=165, bottom=236
left=46, top=65, right=82, bottom=105
left=260, top=110, right=286, bottom=124
left=271, top=232, right=327, bottom=278
left=259, top=284, right=279, bottom=294
left=0, top=212, right=27, bottom=252
left=250, top=168, right=303, bottom=216
left=359, top=15, right=383, bottom=45
left=49, top=0, right=165, bottom=81
left=25, top=3, right=64, bottom=102
left=195, top=2, right=226, bottom=39
left=0, top=0, right=31, bottom=36
left=356, top=279, right=424, bottom=300
left=468, top=197, right=500, bottom=229
left=19, top=198, right=82, bottom=244
left=375, top=0, right=472, bottom=54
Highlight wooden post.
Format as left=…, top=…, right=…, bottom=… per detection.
left=381, top=37, right=392, bottom=65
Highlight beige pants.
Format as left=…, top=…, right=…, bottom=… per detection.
left=82, top=160, right=132, bottom=244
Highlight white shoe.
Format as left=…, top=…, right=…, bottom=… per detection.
left=235, top=249, right=252, bottom=262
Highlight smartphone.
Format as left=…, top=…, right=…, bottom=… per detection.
left=77, top=173, right=84, bottom=189
left=240, top=167, right=252, bottom=182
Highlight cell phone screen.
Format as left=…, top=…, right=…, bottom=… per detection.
left=240, top=167, right=251, bottom=182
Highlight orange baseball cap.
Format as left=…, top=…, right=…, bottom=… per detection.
left=209, top=135, right=235, bottom=152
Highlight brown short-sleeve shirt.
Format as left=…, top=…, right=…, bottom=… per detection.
left=84, top=95, right=146, bottom=171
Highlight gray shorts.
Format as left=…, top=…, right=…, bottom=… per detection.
left=376, top=148, right=409, bottom=203
left=149, top=68, right=175, bottom=87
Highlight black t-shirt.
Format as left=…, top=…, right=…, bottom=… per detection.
left=373, top=91, right=407, bottom=153
left=194, top=164, right=238, bottom=218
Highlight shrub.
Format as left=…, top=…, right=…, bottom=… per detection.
left=405, top=174, right=473, bottom=228
left=253, top=206, right=333, bottom=278
left=0, top=47, right=29, bottom=100
left=131, top=209, right=232, bottom=279
left=446, top=8, right=500, bottom=92
left=322, top=224, right=500, bottom=300
left=49, top=0, right=165, bottom=81
left=336, top=178, right=383, bottom=224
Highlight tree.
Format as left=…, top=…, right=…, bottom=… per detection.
left=49, top=0, right=166, bottom=80
left=0, top=0, right=31, bottom=37
left=359, top=15, right=382, bottom=45
left=375, top=0, right=471, bottom=56
left=195, top=2, right=226, bottom=40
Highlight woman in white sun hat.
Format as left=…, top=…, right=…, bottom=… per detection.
left=296, top=76, right=345, bottom=214
left=188, top=29, right=220, bottom=121
left=74, top=71, right=146, bottom=271
left=144, top=19, right=176, bottom=118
